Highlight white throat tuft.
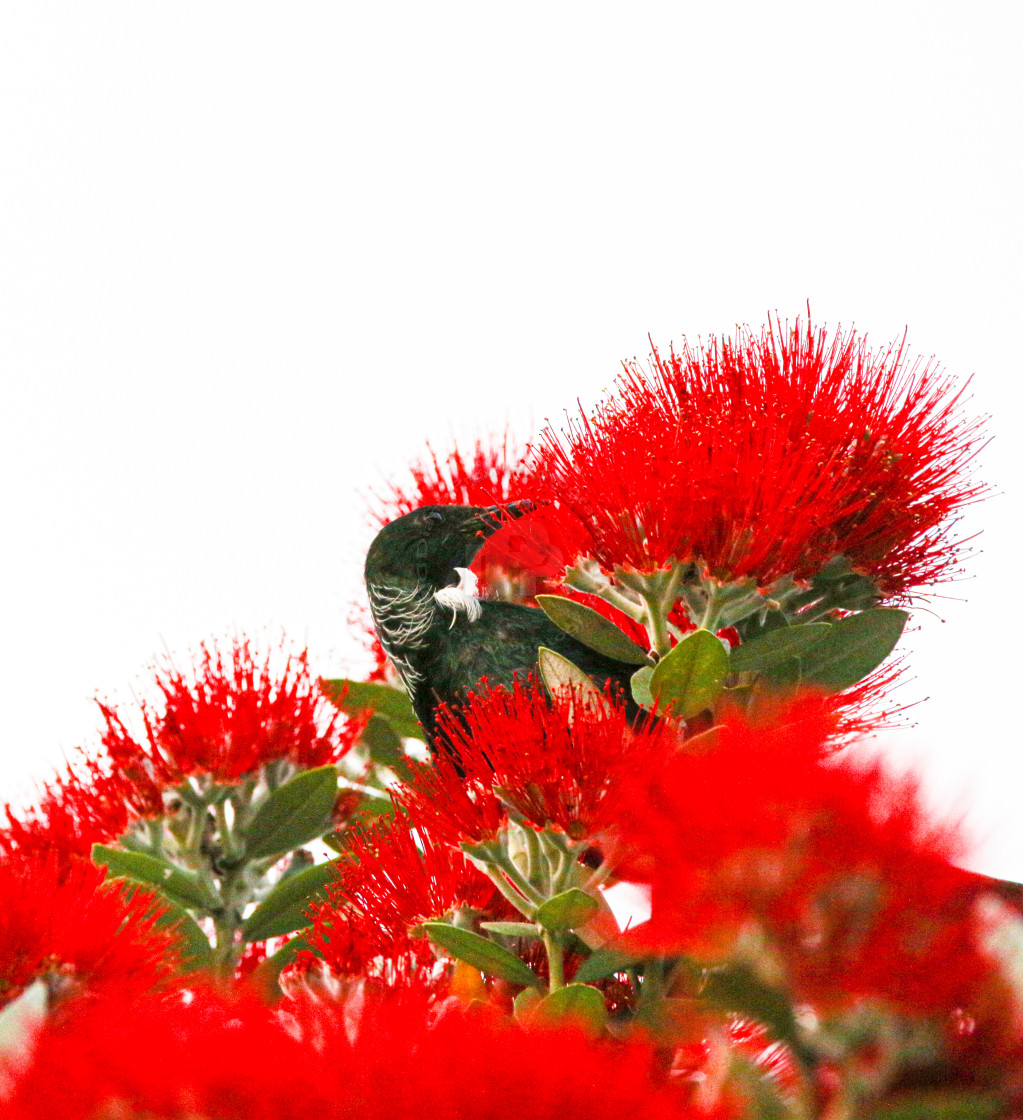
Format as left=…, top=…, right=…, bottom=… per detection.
left=433, top=567, right=483, bottom=627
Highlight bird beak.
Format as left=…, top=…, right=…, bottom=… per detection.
left=476, top=500, right=537, bottom=537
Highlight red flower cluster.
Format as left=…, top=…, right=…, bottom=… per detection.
left=1, top=758, right=135, bottom=865
left=304, top=811, right=499, bottom=987
left=2, top=634, right=359, bottom=871
left=97, top=635, right=356, bottom=790
left=536, top=317, right=986, bottom=594
left=373, top=433, right=534, bottom=519
left=0, top=853, right=180, bottom=1010
left=711, top=659, right=912, bottom=752
left=372, top=434, right=587, bottom=597
left=605, top=705, right=1002, bottom=1021
left=1, top=985, right=700, bottom=1120
left=0, top=317, right=1009, bottom=1112
left=397, top=682, right=674, bottom=845
left=392, top=743, right=505, bottom=849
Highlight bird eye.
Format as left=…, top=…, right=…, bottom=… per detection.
left=425, top=511, right=444, bottom=523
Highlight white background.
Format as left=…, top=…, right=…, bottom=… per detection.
left=1, top=4, right=1020, bottom=876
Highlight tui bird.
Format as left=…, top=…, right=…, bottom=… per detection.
left=364, top=503, right=640, bottom=744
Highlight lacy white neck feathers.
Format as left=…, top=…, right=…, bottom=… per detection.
left=433, top=567, right=483, bottom=627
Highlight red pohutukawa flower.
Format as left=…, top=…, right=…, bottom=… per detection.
left=334, top=811, right=498, bottom=930
left=535, top=316, right=987, bottom=594
left=373, top=434, right=589, bottom=597
left=299, top=907, right=437, bottom=991
left=392, top=735, right=506, bottom=849
left=0, top=985, right=700, bottom=1120
left=96, top=635, right=357, bottom=789
left=0, top=852, right=181, bottom=1010
left=1, top=757, right=138, bottom=865
left=304, top=810, right=500, bottom=988
left=713, top=661, right=912, bottom=752
left=604, top=704, right=1002, bottom=1019
left=399, top=682, right=676, bottom=844
left=373, top=433, right=535, bottom=519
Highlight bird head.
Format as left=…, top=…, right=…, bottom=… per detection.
left=364, top=502, right=536, bottom=591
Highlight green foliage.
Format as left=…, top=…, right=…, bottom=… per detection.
left=729, top=622, right=832, bottom=674
left=735, top=608, right=791, bottom=644
left=92, top=844, right=221, bottom=913
left=420, top=921, right=543, bottom=988
left=734, top=558, right=883, bottom=643
left=512, top=986, right=545, bottom=1023
left=537, top=647, right=604, bottom=699
left=728, top=1053, right=797, bottom=1120
left=630, top=664, right=655, bottom=709
left=95, top=872, right=214, bottom=971
left=702, top=963, right=815, bottom=1072
left=479, top=921, right=543, bottom=939
left=535, top=595, right=651, bottom=664
left=247, top=936, right=311, bottom=998
left=242, top=766, right=339, bottom=860
left=649, top=629, right=729, bottom=717
left=862, top=1094, right=1002, bottom=1120
left=531, top=983, right=608, bottom=1036
left=157, top=905, right=214, bottom=970
left=242, top=859, right=338, bottom=942
left=535, top=888, right=599, bottom=932
left=359, top=715, right=415, bottom=781
left=794, top=555, right=883, bottom=618
left=320, top=678, right=425, bottom=741
left=799, top=607, right=908, bottom=690
left=117, top=880, right=213, bottom=970
left=573, top=947, right=636, bottom=984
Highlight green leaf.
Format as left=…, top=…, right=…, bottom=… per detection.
left=111, top=877, right=212, bottom=970
left=760, top=656, right=803, bottom=691
left=361, top=714, right=404, bottom=764
left=862, top=1093, right=1001, bottom=1120
left=630, top=664, right=655, bottom=709
left=247, top=936, right=311, bottom=1000
left=735, top=608, right=790, bottom=645
left=798, top=558, right=882, bottom=617
left=242, top=766, right=339, bottom=860
left=532, top=983, right=607, bottom=1037
left=420, top=921, right=543, bottom=988
left=703, top=963, right=815, bottom=1072
left=562, top=563, right=606, bottom=595
left=321, top=791, right=394, bottom=848
left=242, top=859, right=338, bottom=942
left=360, top=715, right=415, bottom=781
left=810, top=554, right=857, bottom=583
left=93, top=844, right=221, bottom=912
left=537, top=648, right=603, bottom=699
left=535, top=596, right=650, bottom=665
left=729, top=1053, right=797, bottom=1120
left=320, top=678, right=425, bottom=741
left=729, top=623, right=832, bottom=674
left=572, top=947, right=635, bottom=984
left=649, top=629, right=729, bottom=718
left=479, top=921, right=543, bottom=940
left=535, top=888, right=599, bottom=932
left=800, top=607, right=908, bottom=690
left=512, top=986, right=545, bottom=1023
left=162, top=907, right=214, bottom=970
